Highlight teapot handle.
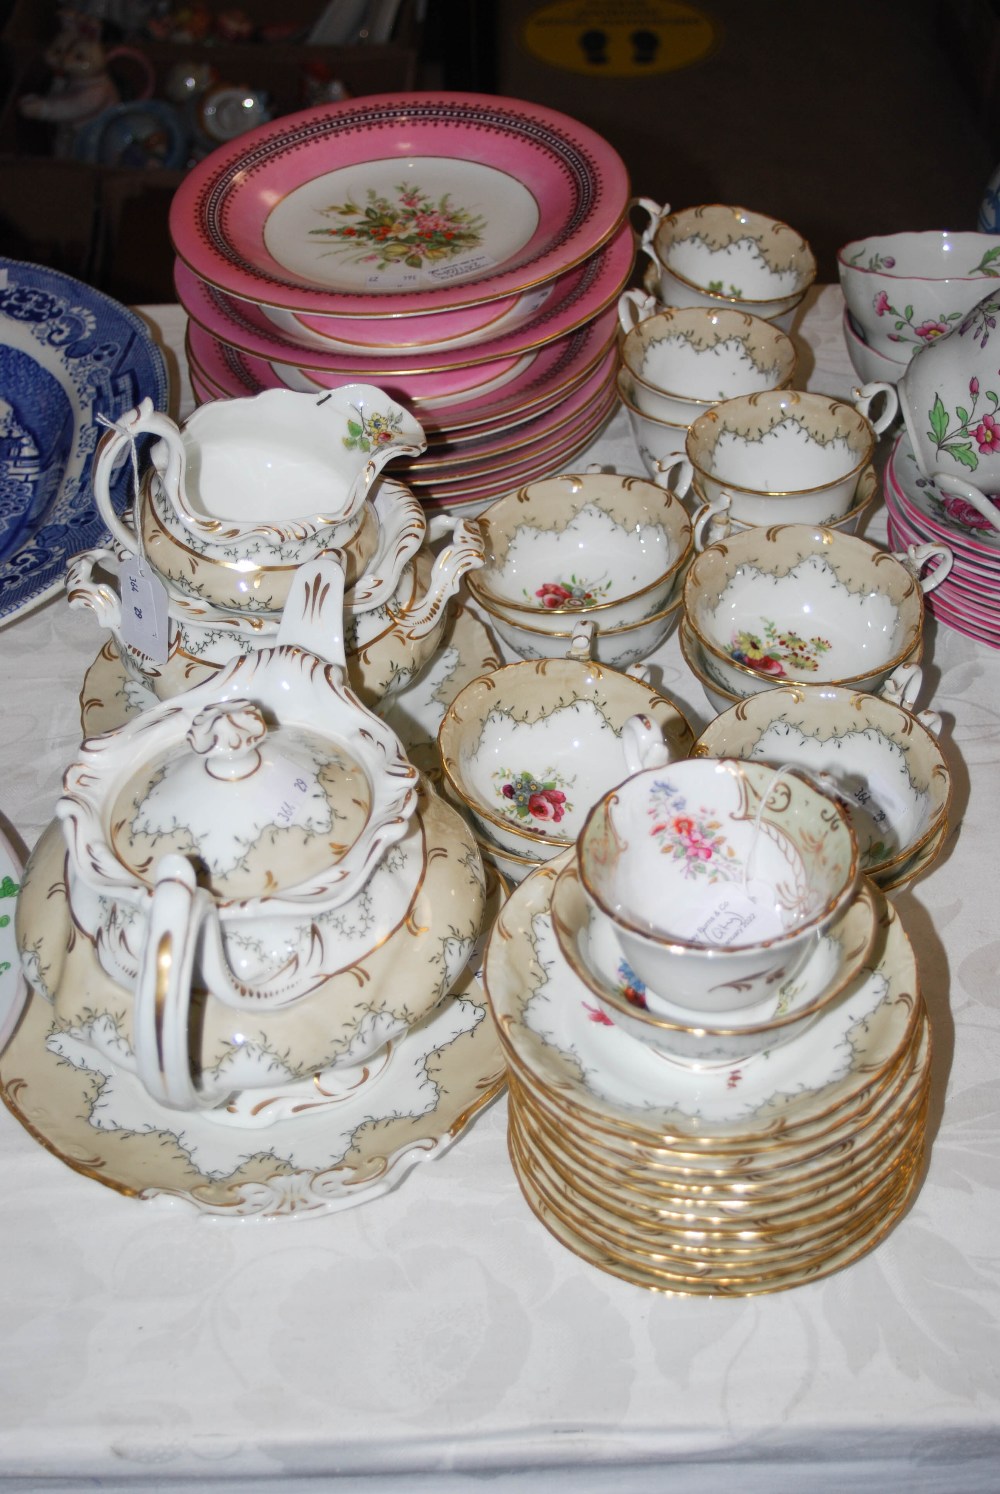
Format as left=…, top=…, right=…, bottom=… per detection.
left=92, top=397, right=186, bottom=556
left=132, top=855, right=215, bottom=1111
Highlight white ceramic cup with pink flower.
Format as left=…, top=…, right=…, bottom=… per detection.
left=896, top=287, right=1000, bottom=534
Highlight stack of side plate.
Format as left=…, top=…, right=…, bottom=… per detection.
left=884, top=429, right=1000, bottom=648
left=170, top=91, right=633, bottom=516
left=484, top=851, right=931, bottom=1296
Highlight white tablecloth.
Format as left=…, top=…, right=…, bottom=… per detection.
left=1, top=289, right=999, bottom=1493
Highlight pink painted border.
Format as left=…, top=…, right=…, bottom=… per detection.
left=170, top=92, right=629, bottom=316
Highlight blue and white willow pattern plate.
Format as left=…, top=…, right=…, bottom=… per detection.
left=0, top=257, right=169, bottom=625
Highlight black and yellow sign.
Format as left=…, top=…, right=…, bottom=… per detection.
left=522, top=0, right=720, bottom=77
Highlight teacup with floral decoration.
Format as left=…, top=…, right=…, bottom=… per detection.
left=693, top=682, right=950, bottom=886
left=837, top=230, right=1000, bottom=362
left=632, top=201, right=817, bottom=325
left=895, top=287, right=1000, bottom=534
left=618, top=303, right=797, bottom=425
left=682, top=523, right=951, bottom=700
left=467, top=469, right=693, bottom=634
left=438, top=647, right=694, bottom=863
left=552, top=854, right=877, bottom=1065
left=576, top=757, right=858, bottom=1014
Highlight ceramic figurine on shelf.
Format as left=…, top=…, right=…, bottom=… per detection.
left=18, top=9, right=153, bottom=157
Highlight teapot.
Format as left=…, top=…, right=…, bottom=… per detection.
left=46, top=553, right=486, bottom=1111
left=91, top=385, right=427, bottom=610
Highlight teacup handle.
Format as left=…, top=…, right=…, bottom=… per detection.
left=629, top=196, right=671, bottom=271
left=692, top=493, right=732, bottom=551
left=566, top=619, right=596, bottom=660
left=878, top=662, right=923, bottom=712
left=617, top=287, right=659, bottom=334
left=891, top=541, right=954, bottom=595
left=853, top=380, right=900, bottom=435
left=133, top=855, right=214, bottom=1111
left=927, top=472, right=1000, bottom=534
left=653, top=452, right=694, bottom=500
left=621, top=713, right=670, bottom=773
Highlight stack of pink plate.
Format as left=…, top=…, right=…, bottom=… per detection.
left=170, top=91, right=633, bottom=515
left=884, top=428, right=1000, bottom=648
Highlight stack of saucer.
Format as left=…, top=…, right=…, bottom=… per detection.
left=169, top=92, right=633, bottom=514
left=884, top=428, right=1000, bottom=648
left=484, top=770, right=931, bottom=1296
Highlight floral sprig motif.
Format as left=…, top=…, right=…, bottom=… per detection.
left=310, top=183, right=486, bottom=271
left=493, top=768, right=570, bottom=826
left=729, top=619, right=831, bottom=677
left=708, top=280, right=743, bottom=298
left=872, top=291, right=962, bottom=346
left=343, top=404, right=404, bottom=454
left=925, top=377, right=1000, bottom=474
left=0, top=872, right=17, bottom=976
left=647, top=779, right=740, bottom=881
left=527, top=573, right=612, bottom=610
left=958, top=297, right=1000, bottom=350
left=615, top=957, right=648, bottom=1010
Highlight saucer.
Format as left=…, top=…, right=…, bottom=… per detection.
left=550, top=860, right=879, bottom=1068
left=0, top=873, right=507, bottom=1218
left=484, top=851, right=923, bottom=1140
left=886, top=428, right=1000, bottom=558
left=80, top=604, right=502, bottom=785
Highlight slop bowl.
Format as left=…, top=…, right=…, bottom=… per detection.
left=576, top=756, right=859, bottom=1014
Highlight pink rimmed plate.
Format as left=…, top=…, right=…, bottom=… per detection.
left=169, top=92, right=630, bottom=317
left=174, top=225, right=632, bottom=375
left=886, top=429, right=1000, bottom=559
left=187, top=304, right=621, bottom=411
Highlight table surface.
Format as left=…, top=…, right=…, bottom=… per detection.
left=1, top=288, right=999, bottom=1494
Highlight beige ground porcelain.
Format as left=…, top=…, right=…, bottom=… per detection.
left=33, top=555, right=488, bottom=1113
left=693, top=683, right=950, bottom=881
left=92, top=387, right=427, bottom=612
left=682, top=524, right=951, bottom=699
left=633, top=201, right=817, bottom=325
left=467, top=470, right=693, bottom=633
left=663, top=390, right=896, bottom=528
left=551, top=855, right=878, bottom=1066
left=617, top=302, right=797, bottom=425
left=694, top=463, right=881, bottom=544
left=69, top=515, right=485, bottom=710
left=3, top=863, right=507, bottom=1216
left=438, top=652, right=694, bottom=860
left=576, top=757, right=859, bottom=1015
